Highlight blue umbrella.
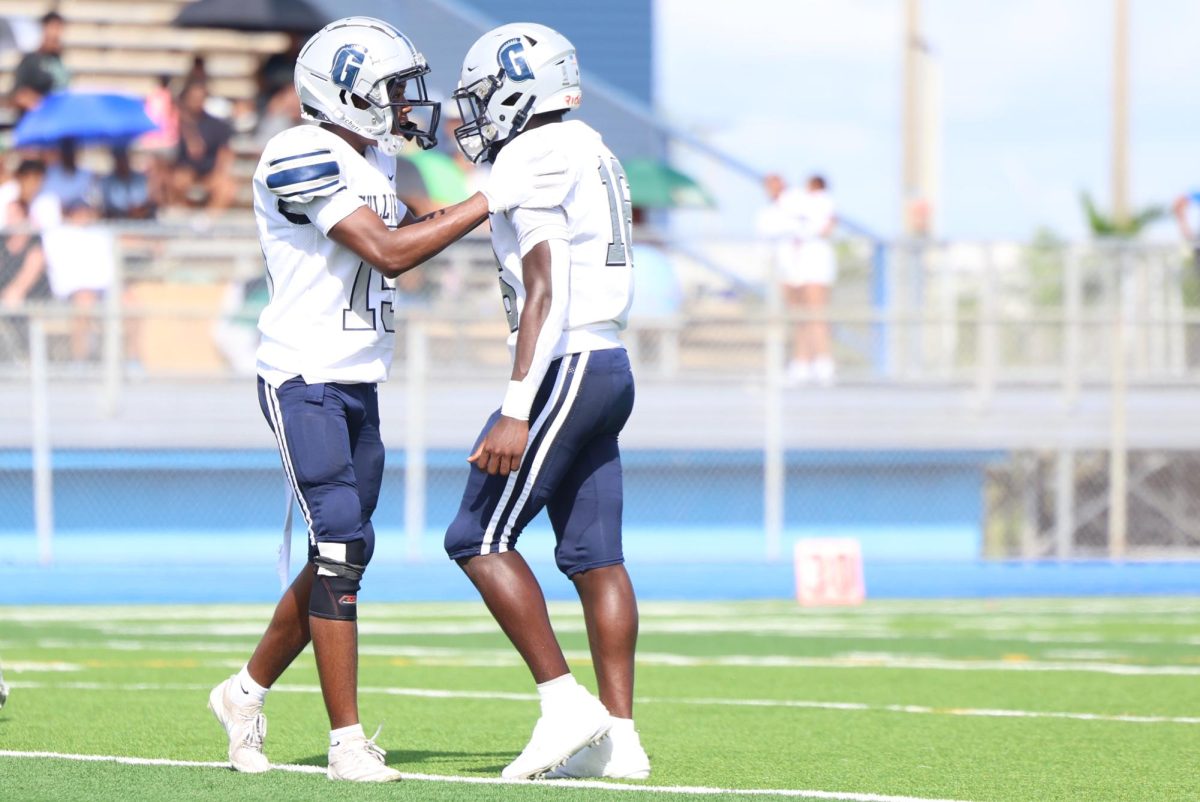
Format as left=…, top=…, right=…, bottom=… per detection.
left=14, top=92, right=157, bottom=147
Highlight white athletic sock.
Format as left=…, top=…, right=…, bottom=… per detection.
left=330, top=723, right=364, bottom=748
left=536, top=673, right=580, bottom=713
left=609, top=716, right=636, bottom=736
left=234, top=665, right=268, bottom=704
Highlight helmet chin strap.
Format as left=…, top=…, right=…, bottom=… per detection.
left=483, top=95, right=538, bottom=163
left=510, top=95, right=537, bottom=134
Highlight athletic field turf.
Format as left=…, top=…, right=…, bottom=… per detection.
left=1, top=598, right=1197, bottom=801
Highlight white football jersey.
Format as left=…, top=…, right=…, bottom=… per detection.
left=488, top=120, right=633, bottom=358
left=253, top=124, right=406, bottom=387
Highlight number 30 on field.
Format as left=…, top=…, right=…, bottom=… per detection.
left=795, top=538, right=865, bottom=606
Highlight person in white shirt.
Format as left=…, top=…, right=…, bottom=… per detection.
left=204, top=17, right=542, bottom=783
left=758, top=173, right=838, bottom=386
left=0, top=159, right=61, bottom=230
left=443, top=22, right=650, bottom=782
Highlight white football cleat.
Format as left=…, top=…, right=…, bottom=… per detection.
left=327, top=728, right=402, bottom=782
left=207, top=676, right=269, bottom=773
left=546, top=719, right=650, bottom=779
left=501, top=688, right=612, bottom=780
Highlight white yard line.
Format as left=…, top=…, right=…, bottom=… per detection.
left=6, top=638, right=1198, bottom=675
left=10, top=616, right=1200, bottom=648
left=11, top=681, right=1199, bottom=725
left=63, top=621, right=1085, bottom=640
left=0, top=749, right=974, bottom=801
left=822, top=600, right=1200, bottom=616
left=655, top=696, right=1200, bottom=725
left=4, top=598, right=1200, bottom=624
left=0, top=602, right=795, bottom=623
left=77, top=621, right=914, bottom=639
left=630, top=652, right=1200, bottom=676
left=2, top=662, right=83, bottom=672
left=1041, top=650, right=1131, bottom=660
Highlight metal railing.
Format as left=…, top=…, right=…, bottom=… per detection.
left=3, top=228, right=1200, bottom=565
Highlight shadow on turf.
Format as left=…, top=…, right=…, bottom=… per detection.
left=296, top=750, right=512, bottom=774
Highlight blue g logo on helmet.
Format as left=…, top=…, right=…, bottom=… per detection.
left=331, top=45, right=366, bottom=91
left=498, top=38, right=534, bottom=82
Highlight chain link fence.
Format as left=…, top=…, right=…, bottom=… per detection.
left=3, top=225, right=1200, bottom=572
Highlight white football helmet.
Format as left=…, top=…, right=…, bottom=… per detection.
left=294, top=16, right=440, bottom=156
left=452, top=23, right=581, bottom=163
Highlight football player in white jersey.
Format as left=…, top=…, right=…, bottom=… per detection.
left=443, top=23, right=649, bottom=780
left=206, top=17, right=548, bottom=783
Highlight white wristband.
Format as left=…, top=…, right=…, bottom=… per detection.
left=500, top=379, right=537, bottom=421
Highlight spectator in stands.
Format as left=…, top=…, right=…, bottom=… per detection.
left=257, top=33, right=303, bottom=116
left=141, top=74, right=180, bottom=152
left=252, top=81, right=301, bottom=148
left=10, top=11, right=68, bottom=118
left=140, top=75, right=180, bottom=215
left=1173, top=192, right=1200, bottom=248
left=185, top=55, right=209, bottom=88
left=0, top=199, right=50, bottom=309
left=185, top=56, right=238, bottom=126
left=0, top=199, right=51, bottom=359
left=168, top=80, right=236, bottom=215
left=0, top=159, right=61, bottom=230
left=42, top=138, right=99, bottom=211
left=100, top=144, right=156, bottom=220
left=757, top=173, right=838, bottom=387
left=41, top=198, right=116, bottom=361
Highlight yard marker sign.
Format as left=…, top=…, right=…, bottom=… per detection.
left=795, top=538, right=865, bottom=606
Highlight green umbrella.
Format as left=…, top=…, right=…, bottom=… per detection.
left=402, top=150, right=471, bottom=205
left=623, top=158, right=715, bottom=209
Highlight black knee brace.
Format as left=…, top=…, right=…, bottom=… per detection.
left=309, top=539, right=370, bottom=621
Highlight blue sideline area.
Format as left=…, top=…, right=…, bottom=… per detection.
left=1, top=449, right=1197, bottom=603
left=1, top=531, right=1197, bottom=605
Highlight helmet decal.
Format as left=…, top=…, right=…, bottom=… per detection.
left=498, top=38, right=534, bottom=82
left=331, top=45, right=367, bottom=91
left=454, top=24, right=579, bottom=163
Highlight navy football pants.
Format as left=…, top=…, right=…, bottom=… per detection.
left=445, top=348, right=635, bottom=576
left=258, top=376, right=383, bottom=567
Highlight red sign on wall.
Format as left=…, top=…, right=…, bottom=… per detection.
left=794, top=538, right=865, bottom=606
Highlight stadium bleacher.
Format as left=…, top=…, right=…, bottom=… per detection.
left=0, top=0, right=282, bottom=103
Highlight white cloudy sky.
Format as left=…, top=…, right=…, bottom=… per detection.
left=655, top=0, right=1200, bottom=241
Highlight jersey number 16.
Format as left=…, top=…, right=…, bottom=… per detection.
left=597, top=156, right=633, bottom=267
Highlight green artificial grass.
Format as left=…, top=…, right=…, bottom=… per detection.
left=1, top=599, right=1198, bottom=801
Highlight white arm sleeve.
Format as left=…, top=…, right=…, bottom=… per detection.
left=501, top=223, right=572, bottom=421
